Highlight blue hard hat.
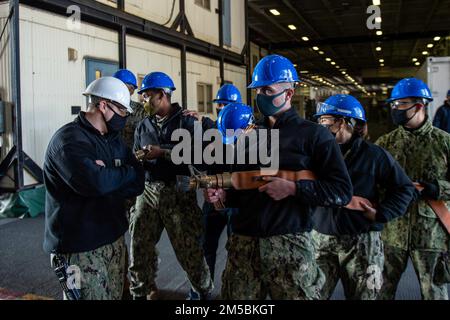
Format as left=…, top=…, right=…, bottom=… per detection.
left=113, top=69, right=137, bottom=89
left=248, top=54, right=300, bottom=89
left=314, top=94, right=366, bottom=122
left=217, top=103, right=254, bottom=144
left=138, top=72, right=176, bottom=94
left=387, top=78, right=433, bottom=102
left=447, top=89, right=450, bottom=96
left=213, top=84, right=242, bottom=104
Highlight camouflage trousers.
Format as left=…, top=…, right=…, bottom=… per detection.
left=128, top=181, right=213, bottom=298
left=221, top=232, right=325, bottom=300
left=124, top=198, right=137, bottom=222
left=379, top=245, right=449, bottom=300
left=51, top=236, right=126, bottom=300
left=311, top=230, right=384, bottom=300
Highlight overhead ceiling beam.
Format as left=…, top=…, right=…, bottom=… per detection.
left=249, top=26, right=274, bottom=44
left=279, top=0, right=346, bottom=76
left=319, top=0, right=356, bottom=75
left=247, top=3, right=300, bottom=63
left=270, top=29, right=450, bottom=49
left=280, top=0, right=320, bottom=38
left=394, top=0, right=403, bottom=35
left=408, top=0, right=440, bottom=62
left=248, top=2, right=296, bottom=42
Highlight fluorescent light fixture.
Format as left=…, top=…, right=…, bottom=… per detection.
left=331, top=61, right=336, bottom=65
left=415, top=62, right=420, bottom=66
left=376, top=30, right=383, bottom=36
left=302, top=36, right=309, bottom=41
left=372, top=0, right=381, bottom=5
left=434, top=36, right=441, bottom=41
left=376, top=46, right=382, bottom=51
left=380, top=64, right=384, bottom=67
left=336, top=65, right=340, bottom=68
left=422, top=51, right=429, bottom=55
left=318, top=51, right=324, bottom=55
left=325, top=58, right=331, bottom=61
left=427, top=43, right=434, bottom=48
left=269, top=9, right=280, bottom=16
left=375, top=17, right=382, bottom=23
left=312, top=46, right=319, bottom=51
left=288, top=25, right=297, bottom=30
left=412, top=58, right=418, bottom=62
left=379, top=59, right=384, bottom=63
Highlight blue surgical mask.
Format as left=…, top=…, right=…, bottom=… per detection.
left=256, top=90, right=287, bottom=116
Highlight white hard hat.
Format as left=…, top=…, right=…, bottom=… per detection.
left=83, top=76, right=132, bottom=114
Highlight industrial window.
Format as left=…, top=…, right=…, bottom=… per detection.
left=195, top=0, right=211, bottom=10
left=197, top=83, right=213, bottom=114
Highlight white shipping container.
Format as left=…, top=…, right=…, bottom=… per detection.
left=416, top=56, right=450, bottom=120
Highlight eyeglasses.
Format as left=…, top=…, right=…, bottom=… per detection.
left=107, top=101, right=130, bottom=117
left=142, top=93, right=152, bottom=102
left=390, top=100, right=419, bottom=110
left=317, top=116, right=336, bottom=124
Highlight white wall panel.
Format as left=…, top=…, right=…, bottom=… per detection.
left=224, top=63, right=247, bottom=104
left=125, top=1, right=244, bottom=53
left=19, top=6, right=118, bottom=167
left=126, top=35, right=181, bottom=103
left=125, top=0, right=179, bottom=26
left=186, top=53, right=246, bottom=118
left=6, top=4, right=247, bottom=169
left=185, top=0, right=219, bottom=46
left=95, top=0, right=118, bottom=8
left=227, top=0, right=246, bottom=54
left=186, top=52, right=220, bottom=113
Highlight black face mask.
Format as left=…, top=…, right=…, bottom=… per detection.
left=105, top=104, right=128, bottom=132
left=320, top=121, right=342, bottom=138
left=321, top=124, right=337, bottom=137
left=391, top=105, right=417, bottom=126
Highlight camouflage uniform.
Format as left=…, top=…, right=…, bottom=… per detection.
left=128, top=182, right=213, bottom=298
left=122, top=101, right=147, bottom=217
left=122, top=101, right=147, bottom=149
left=221, top=232, right=325, bottom=300
left=51, top=236, right=126, bottom=300
left=311, top=230, right=384, bottom=300
left=376, top=120, right=450, bottom=300
left=121, top=101, right=146, bottom=299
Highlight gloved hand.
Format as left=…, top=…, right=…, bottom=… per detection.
left=419, top=180, right=440, bottom=200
